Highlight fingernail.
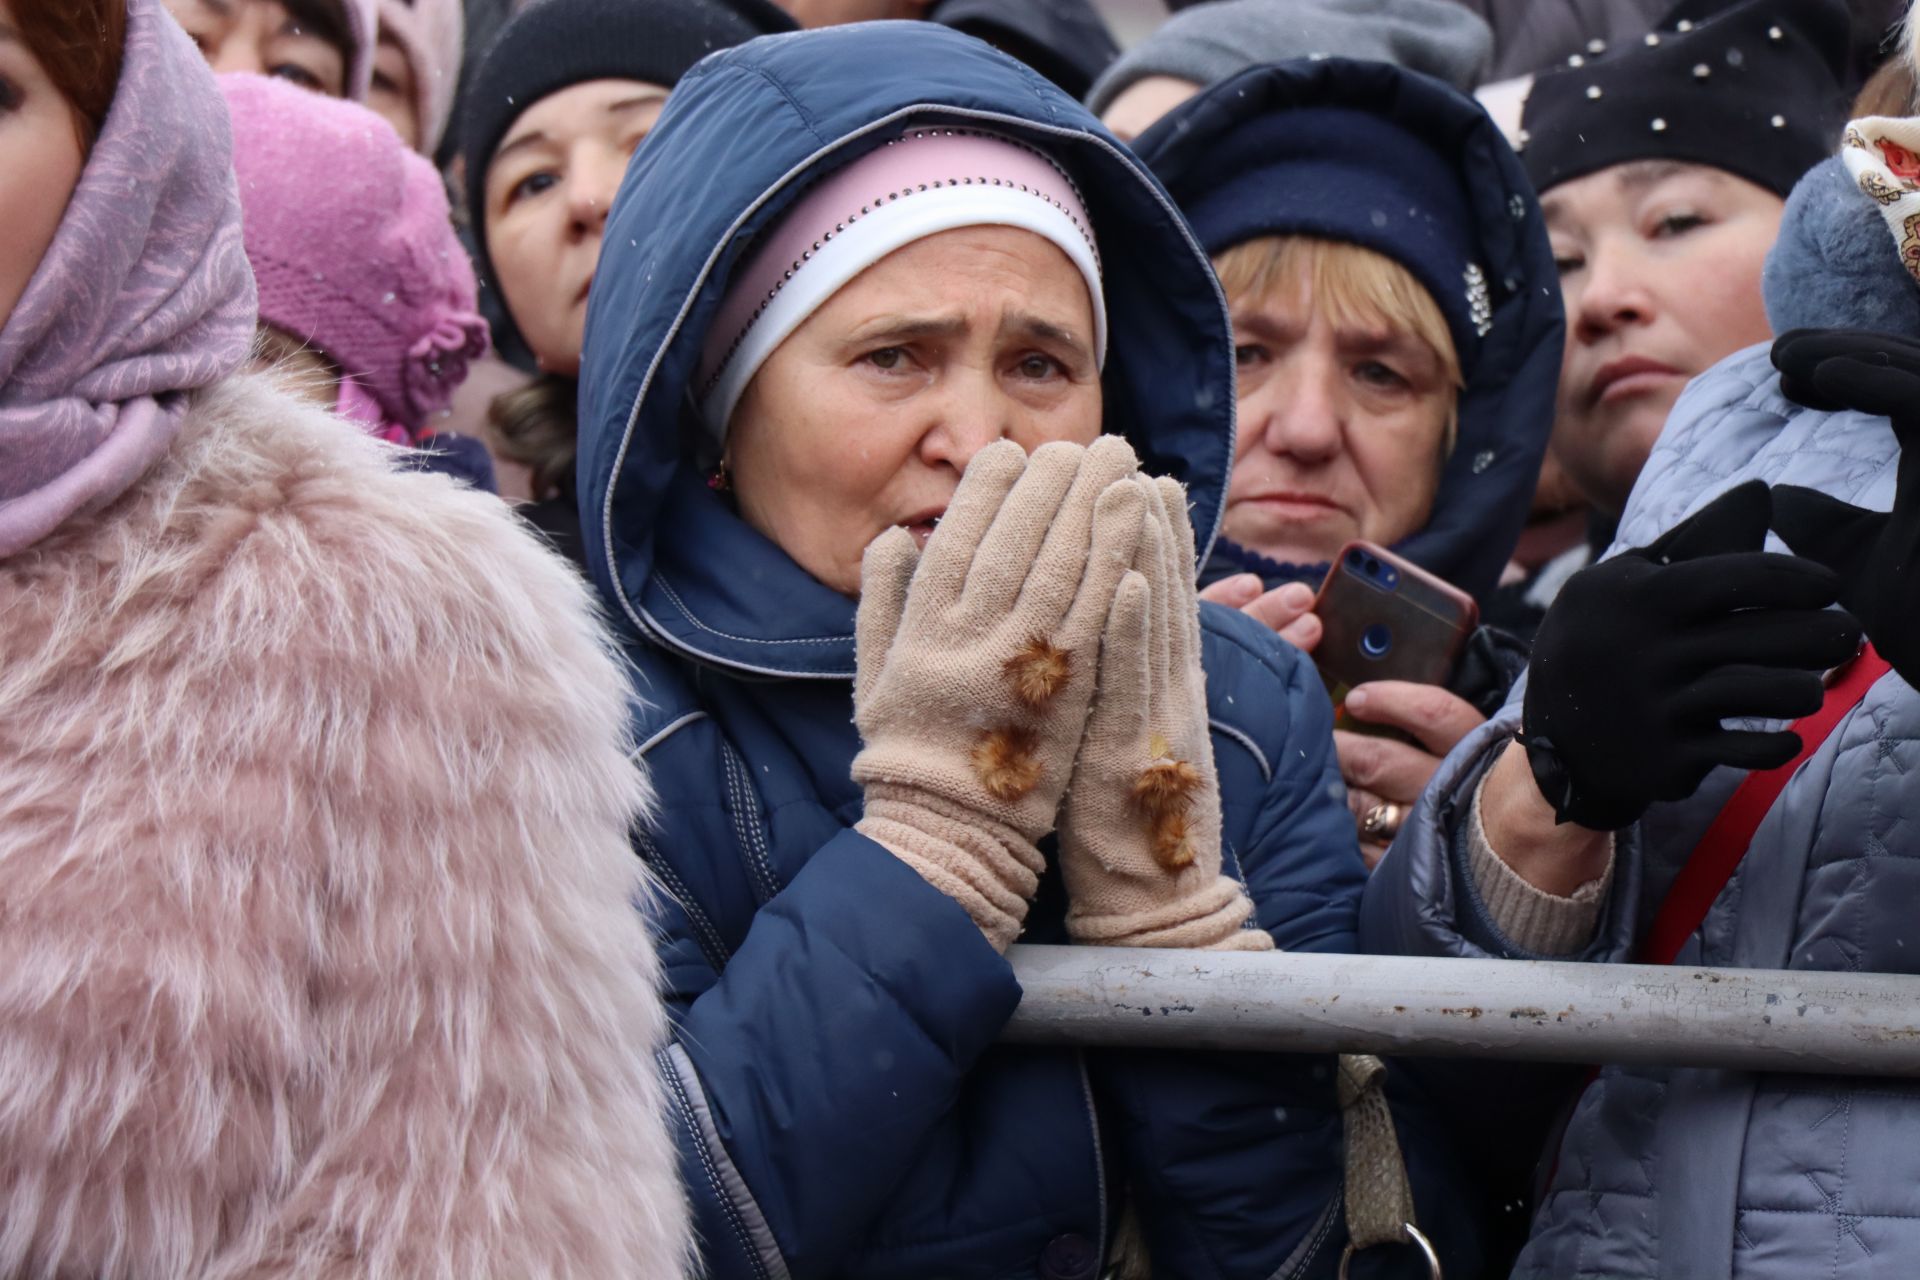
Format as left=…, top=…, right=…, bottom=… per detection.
left=1279, top=582, right=1313, bottom=607
left=1229, top=573, right=1261, bottom=597
left=1345, top=686, right=1368, bottom=714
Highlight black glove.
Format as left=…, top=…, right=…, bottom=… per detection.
left=1770, top=328, right=1920, bottom=686
left=1520, top=481, right=1862, bottom=830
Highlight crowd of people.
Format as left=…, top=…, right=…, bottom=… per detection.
left=4, top=0, right=1920, bottom=1275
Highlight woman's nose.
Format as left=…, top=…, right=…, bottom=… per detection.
left=919, top=369, right=1019, bottom=473
left=206, top=36, right=266, bottom=78
left=1254, top=357, right=1342, bottom=464
left=566, top=148, right=625, bottom=236
left=1574, top=239, right=1656, bottom=339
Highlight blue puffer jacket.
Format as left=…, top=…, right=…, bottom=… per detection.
left=1362, top=155, right=1920, bottom=1279
left=578, top=23, right=1466, bottom=1280
left=1129, top=58, right=1564, bottom=606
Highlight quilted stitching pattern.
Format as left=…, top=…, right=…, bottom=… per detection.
left=1518, top=347, right=1920, bottom=1278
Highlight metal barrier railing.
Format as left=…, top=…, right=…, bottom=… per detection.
left=1001, top=946, right=1920, bottom=1076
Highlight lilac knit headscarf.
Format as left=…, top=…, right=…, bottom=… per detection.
left=0, top=0, right=256, bottom=559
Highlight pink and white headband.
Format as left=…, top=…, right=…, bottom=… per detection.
left=697, top=127, right=1107, bottom=434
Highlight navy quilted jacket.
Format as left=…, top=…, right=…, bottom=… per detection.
left=577, top=23, right=1472, bottom=1280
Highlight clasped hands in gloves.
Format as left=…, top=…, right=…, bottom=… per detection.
left=852, top=436, right=1268, bottom=954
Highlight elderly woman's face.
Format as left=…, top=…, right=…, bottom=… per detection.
left=1222, top=271, right=1454, bottom=566
left=728, top=225, right=1103, bottom=596
left=168, top=0, right=349, bottom=97
left=1544, top=160, right=1783, bottom=515
left=484, top=78, right=669, bottom=375
left=0, top=1, right=87, bottom=331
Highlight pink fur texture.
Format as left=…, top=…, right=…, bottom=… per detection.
left=0, top=372, right=689, bottom=1278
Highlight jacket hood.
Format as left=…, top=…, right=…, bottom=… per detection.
left=579, top=22, right=1236, bottom=679
left=1130, top=58, right=1565, bottom=603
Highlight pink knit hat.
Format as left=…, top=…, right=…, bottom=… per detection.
left=220, top=72, right=488, bottom=437
left=377, top=0, right=463, bottom=151
left=698, top=126, right=1106, bottom=433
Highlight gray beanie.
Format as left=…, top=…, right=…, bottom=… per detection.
left=1086, top=0, right=1493, bottom=114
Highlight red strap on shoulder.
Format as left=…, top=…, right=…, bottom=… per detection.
left=1638, top=644, right=1892, bottom=965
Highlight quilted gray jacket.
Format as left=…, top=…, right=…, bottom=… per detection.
left=1362, top=156, right=1920, bottom=1279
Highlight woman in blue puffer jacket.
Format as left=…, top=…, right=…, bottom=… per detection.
left=577, top=21, right=1469, bottom=1280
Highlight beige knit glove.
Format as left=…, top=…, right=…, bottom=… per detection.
left=853, top=436, right=1147, bottom=951
left=1059, top=475, right=1272, bottom=951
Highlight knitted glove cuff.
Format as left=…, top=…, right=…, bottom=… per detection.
left=1065, top=872, right=1267, bottom=951
left=858, top=787, right=1047, bottom=952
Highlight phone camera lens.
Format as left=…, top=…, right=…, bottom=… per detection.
left=1360, top=623, right=1393, bottom=659
left=1347, top=549, right=1364, bottom=567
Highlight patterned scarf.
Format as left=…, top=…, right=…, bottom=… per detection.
left=0, top=0, right=255, bottom=558
left=1842, top=114, right=1920, bottom=290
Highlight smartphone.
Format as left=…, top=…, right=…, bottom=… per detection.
left=1312, top=541, right=1478, bottom=722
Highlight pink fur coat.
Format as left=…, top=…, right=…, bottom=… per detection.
left=0, top=372, right=689, bottom=1277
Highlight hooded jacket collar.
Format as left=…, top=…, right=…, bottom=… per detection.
left=1133, top=59, right=1565, bottom=604
left=579, top=22, right=1236, bottom=679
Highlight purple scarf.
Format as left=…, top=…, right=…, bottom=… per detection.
left=0, top=0, right=255, bottom=558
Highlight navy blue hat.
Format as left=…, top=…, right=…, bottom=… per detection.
left=1180, top=104, right=1490, bottom=378
left=1133, top=57, right=1565, bottom=604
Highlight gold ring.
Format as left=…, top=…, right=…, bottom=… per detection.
left=1359, top=801, right=1405, bottom=843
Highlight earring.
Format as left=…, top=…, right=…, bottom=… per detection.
left=707, top=460, right=732, bottom=493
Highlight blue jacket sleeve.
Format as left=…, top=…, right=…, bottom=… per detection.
left=1087, top=613, right=1365, bottom=1280
left=637, top=724, right=1023, bottom=1280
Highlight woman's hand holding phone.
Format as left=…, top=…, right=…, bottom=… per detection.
left=1198, top=575, right=1323, bottom=651
left=1201, top=549, right=1487, bottom=867
left=1337, top=682, right=1486, bottom=869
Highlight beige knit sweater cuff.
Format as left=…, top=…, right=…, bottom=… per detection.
left=1464, top=779, right=1614, bottom=957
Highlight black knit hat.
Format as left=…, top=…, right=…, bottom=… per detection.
left=461, top=0, right=793, bottom=326
left=1520, top=0, right=1850, bottom=199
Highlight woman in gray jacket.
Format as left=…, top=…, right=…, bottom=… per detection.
left=1362, top=56, right=1920, bottom=1280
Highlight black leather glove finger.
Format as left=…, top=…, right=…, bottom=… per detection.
left=1769, top=484, right=1884, bottom=580
left=1674, top=728, right=1808, bottom=780
left=1642, top=550, right=1846, bottom=621
left=1667, top=606, right=1864, bottom=674
left=1668, top=665, right=1830, bottom=726
left=1639, top=477, right=1772, bottom=564
left=1522, top=483, right=1851, bottom=831
left=1772, top=328, right=1920, bottom=413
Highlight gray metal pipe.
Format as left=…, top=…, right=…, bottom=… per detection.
left=1001, top=946, right=1920, bottom=1076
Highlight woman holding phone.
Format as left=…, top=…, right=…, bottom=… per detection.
left=1131, top=57, right=1563, bottom=865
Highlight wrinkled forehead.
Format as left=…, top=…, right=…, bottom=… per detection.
left=803, top=225, right=1098, bottom=331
